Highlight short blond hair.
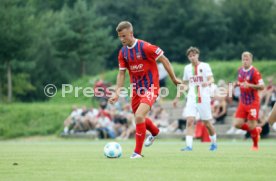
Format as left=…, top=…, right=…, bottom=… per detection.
left=242, top=51, right=253, bottom=60
left=186, top=46, right=200, bottom=56
left=116, top=21, right=133, bottom=32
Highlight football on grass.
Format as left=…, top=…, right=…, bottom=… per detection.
left=104, top=142, right=122, bottom=158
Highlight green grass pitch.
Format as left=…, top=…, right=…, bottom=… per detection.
left=1, top=138, right=276, bottom=181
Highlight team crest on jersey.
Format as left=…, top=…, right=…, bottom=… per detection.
left=136, top=52, right=142, bottom=59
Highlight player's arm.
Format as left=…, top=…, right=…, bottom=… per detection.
left=244, top=81, right=265, bottom=90
left=247, top=83, right=264, bottom=90
left=242, top=71, right=265, bottom=90
left=202, top=64, right=214, bottom=87
left=109, top=70, right=126, bottom=104
left=116, top=70, right=126, bottom=92
left=157, top=55, right=182, bottom=86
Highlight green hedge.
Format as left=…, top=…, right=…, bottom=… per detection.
left=0, top=103, right=72, bottom=139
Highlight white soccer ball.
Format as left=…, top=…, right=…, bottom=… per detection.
left=104, top=142, right=122, bottom=158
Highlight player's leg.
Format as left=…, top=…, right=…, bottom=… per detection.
left=144, top=117, right=160, bottom=147
left=199, top=102, right=217, bottom=151
left=233, top=118, right=247, bottom=130
left=141, top=92, right=159, bottom=147
left=235, top=103, right=262, bottom=150
left=131, top=102, right=151, bottom=158
left=181, top=100, right=197, bottom=151
left=234, top=103, right=248, bottom=131
left=202, top=120, right=217, bottom=151
left=268, top=103, right=276, bottom=128
left=181, top=117, right=195, bottom=151
left=247, top=120, right=261, bottom=150
left=247, top=104, right=262, bottom=150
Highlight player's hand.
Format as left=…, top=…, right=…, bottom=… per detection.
left=173, top=78, right=182, bottom=86
left=108, top=94, right=119, bottom=105
left=241, top=81, right=250, bottom=88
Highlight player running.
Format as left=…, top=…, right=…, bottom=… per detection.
left=173, top=47, right=217, bottom=151
left=233, top=51, right=264, bottom=151
left=109, top=21, right=182, bottom=159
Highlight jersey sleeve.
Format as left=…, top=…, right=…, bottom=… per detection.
left=144, top=42, right=164, bottom=61
left=118, top=50, right=127, bottom=70
left=253, top=68, right=264, bottom=85
left=205, top=63, right=213, bottom=77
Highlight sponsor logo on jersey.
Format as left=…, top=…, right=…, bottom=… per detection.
left=190, top=76, right=204, bottom=85
left=130, top=64, right=144, bottom=71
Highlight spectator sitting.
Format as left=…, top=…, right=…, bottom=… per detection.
left=72, top=106, right=90, bottom=132
left=262, top=76, right=276, bottom=109
left=81, top=107, right=99, bottom=130
left=98, top=100, right=112, bottom=120
left=212, top=96, right=227, bottom=124
left=116, top=104, right=136, bottom=140
left=95, top=110, right=116, bottom=139
left=149, top=105, right=169, bottom=132
left=62, top=105, right=82, bottom=135
left=168, top=119, right=186, bottom=134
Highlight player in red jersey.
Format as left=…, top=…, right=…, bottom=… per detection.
left=109, top=21, right=182, bottom=158
left=234, top=51, right=265, bottom=151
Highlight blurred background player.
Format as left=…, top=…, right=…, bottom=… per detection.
left=268, top=103, right=276, bottom=130
left=109, top=21, right=182, bottom=159
left=233, top=51, right=264, bottom=151
left=173, top=47, right=217, bottom=151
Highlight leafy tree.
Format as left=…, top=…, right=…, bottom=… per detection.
left=29, top=11, right=73, bottom=100
left=0, top=0, right=34, bottom=102
left=53, top=0, right=118, bottom=77
left=219, top=0, right=276, bottom=59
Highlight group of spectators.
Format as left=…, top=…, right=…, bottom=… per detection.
left=62, top=97, right=135, bottom=139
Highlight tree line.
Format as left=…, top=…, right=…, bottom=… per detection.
left=0, top=0, right=276, bottom=102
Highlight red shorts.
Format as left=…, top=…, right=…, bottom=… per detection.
left=131, top=90, right=158, bottom=114
left=235, top=102, right=260, bottom=120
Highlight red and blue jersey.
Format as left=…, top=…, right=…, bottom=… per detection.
left=118, top=39, right=163, bottom=93
left=237, top=66, right=263, bottom=105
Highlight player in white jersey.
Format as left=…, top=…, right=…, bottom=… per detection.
left=173, top=47, right=217, bottom=151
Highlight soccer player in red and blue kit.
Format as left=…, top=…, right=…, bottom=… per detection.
left=109, top=21, right=182, bottom=158
left=234, top=51, right=265, bottom=151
